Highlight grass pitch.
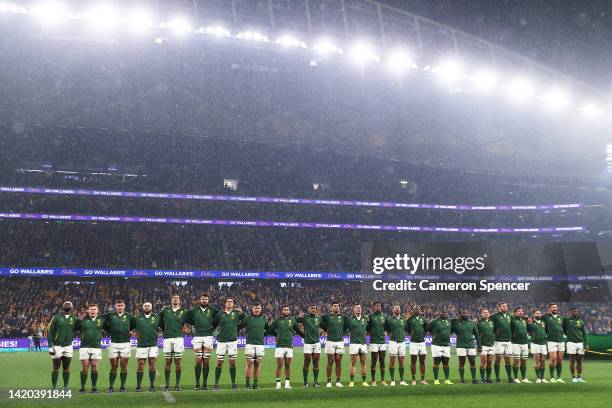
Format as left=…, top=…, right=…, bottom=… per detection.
left=0, top=349, right=609, bottom=408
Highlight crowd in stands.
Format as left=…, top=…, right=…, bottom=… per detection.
left=0, top=277, right=609, bottom=338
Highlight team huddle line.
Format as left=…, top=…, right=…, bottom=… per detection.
left=46, top=295, right=589, bottom=393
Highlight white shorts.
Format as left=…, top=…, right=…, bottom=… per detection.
left=303, top=343, right=322, bottom=354
left=388, top=340, right=406, bottom=357
left=50, top=345, right=73, bottom=359
left=431, top=345, right=451, bottom=358
left=410, top=342, right=427, bottom=356
left=163, top=338, right=185, bottom=357
left=274, top=347, right=294, bottom=359
left=512, top=344, right=529, bottom=359
left=245, top=344, right=265, bottom=360
left=368, top=343, right=388, bottom=353
left=109, top=342, right=132, bottom=358
left=530, top=343, right=547, bottom=355
left=349, top=344, right=368, bottom=355
left=136, top=346, right=159, bottom=359
left=547, top=342, right=565, bottom=353
left=216, top=341, right=238, bottom=360
left=192, top=336, right=215, bottom=357
left=457, top=348, right=477, bottom=357
left=79, top=347, right=102, bottom=360
left=494, top=341, right=512, bottom=356
left=325, top=341, right=345, bottom=355
left=480, top=346, right=495, bottom=356
left=566, top=342, right=584, bottom=355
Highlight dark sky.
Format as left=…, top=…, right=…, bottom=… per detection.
left=384, top=0, right=612, bottom=89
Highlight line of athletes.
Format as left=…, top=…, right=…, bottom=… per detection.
left=46, top=294, right=589, bottom=393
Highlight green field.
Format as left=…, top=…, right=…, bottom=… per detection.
left=0, top=349, right=609, bottom=408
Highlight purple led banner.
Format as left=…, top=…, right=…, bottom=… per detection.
left=0, top=211, right=585, bottom=233
left=0, top=186, right=582, bottom=211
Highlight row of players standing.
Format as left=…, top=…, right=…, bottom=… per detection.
left=47, top=295, right=588, bottom=392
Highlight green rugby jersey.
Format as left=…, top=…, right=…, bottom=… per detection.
left=344, top=315, right=368, bottom=344
left=406, top=315, right=428, bottom=343
left=428, top=318, right=452, bottom=347
left=321, top=313, right=346, bottom=342
left=297, top=314, right=322, bottom=345
left=543, top=313, right=565, bottom=342
left=239, top=314, right=269, bottom=346
left=452, top=318, right=479, bottom=349
left=563, top=316, right=587, bottom=345
left=103, top=312, right=134, bottom=343
left=491, top=311, right=512, bottom=342
left=214, top=310, right=244, bottom=342
left=510, top=316, right=529, bottom=344
left=131, top=313, right=161, bottom=347
left=476, top=318, right=495, bottom=347
left=269, top=316, right=301, bottom=348
left=159, top=307, right=188, bottom=338
left=367, top=312, right=388, bottom=344
left=186, top=305, right=218, bottom=336
left=76, top=316, right=104, bottom=348
left=48, top=313, right=77, bottom=347
left=385, top=315, right=408, bottom=343
left=529, top=318, right=547, bottom=345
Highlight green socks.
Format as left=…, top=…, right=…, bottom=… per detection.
left=459, top=367, right=465, bottom=381
left=513, top=366, right=519, bottom=379
left=556, top=363, right=562, bottom=378
left=494, top=364, right=500, bottom=380
left=164, top=369, right=170, bottom=386
left=91, top=372, right=98, bottom=388
left=433, top=366, right=439, bottom=380
left=389, top=367, right=395, bottom=381
left=120, top=372, right=127, bottom=387
left=229, top=366, right=236, bottom=385
left=202, top=367, right=210, bottom=386
left=195, top=365, right=201, bottom=386
left=504, top=364, right=512, bottom=379
left=149, top=371, right=156, bottom=386
left=399, top=367, right=404, bottom=381
left=371, top=369, right=376, bottom=381
left=62, top=371, right=70, bottom=388
left=109, top=372, right=117, bottom=387
left=80, top=372, right=87, bottom=388
left=136, top=371, right=143, bottom=388
left=175, top=370, right=181, bottom=385
left=303, top=369, right=308, bottom=385
left=214, top=367, right=222, bottom=385
left=470, top=367, right=476, bottom=380
left=520, top=365, right=526, bottom=379
left=549, top=366, right=555, bottom=378
left=313, top=368, right=319, bottom=383
left=480, top=368, right=486, bottom=382
left=442, top=366, right=449, bottom=380
left=51, top=371, right=59, bottom=388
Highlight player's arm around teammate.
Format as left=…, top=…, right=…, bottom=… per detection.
left=385, top=304, right=408, bottom=386
left=159, top=294, right=188, bottom=391
left=241, top=303, right=269, bottom=389
left=103, top=299, right=134, bottom=392
left=185, top=294, right=218, bottom=390
left=321, top=301, right=346, bottom=388
left=491, top=302, right=513, bottom=383
left=406, top=306, right=428, bottom=385
left=451, top=309, right=480, bottom=384
left=212, top=298, right=243, bottom=390
left=510, top=307, right=530, bottom=383
left=476, top=307, right=495, bottom=384
left=528, top=309, right=549, bottom=383
left=543, top=303, right=565, bottom=383
left=366, top=301, right=388, bottom=386
left=564, top=307, right=589, bottom=383
left=270, top=305, right=302, bottom=389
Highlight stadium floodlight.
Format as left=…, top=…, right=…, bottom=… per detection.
left=313, top=39, right=342, bottom=55
left=31, top=2, right=68, bottom=24
left=434, top=57, right=464, bottom=83
left=349, top=42, right=380, bottom=65
left=237, top=31, right=268, bottom=42
left=506, top=78, right=534, bottom=101
left=386, top=49, right=413, bottom=74
left=204, top=25, right=230, bottom=37
left=126, top=9, right=153, bottom=33
left=540, top=88, right=571, bottom=111
left=276, top=35, right=305, bottom=48
left=580, top=102, right=603, bottom=117
left=86, top=4, right=119, bottom=30
left=470, top=68, right=498, bottom=91
left=0, top=2, right=19, bottom=13
left=165, top=17, right=193, bottom=35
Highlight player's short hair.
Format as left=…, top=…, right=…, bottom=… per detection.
left=331, top=301, right=340, bottom=306
left=171, top=294, right=180, bottom=299
left=252, top=302, right=261, bottom=307
left=373, top=301, right=382, bottom=307
left=571, top=307, right=578, bottom=311
left=354, top=303, right=361, bottom=307
left=200, top=293, right=209, bottom=298
left=115, top=299, right=125, bottom=305
left=282, top=304, right=290, bottom=309
left=497, top=302, right=507, bottom=308
left=225, top=297, right=234, bottom=303
left=513, top=307, right=522, bottom=312
left=548, top=303, right=557, bottom=308
left=88, top=304, right=98, bottom=309
left=480, top=307, right=489, bottom=312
